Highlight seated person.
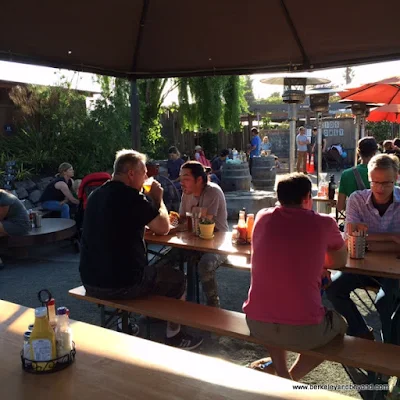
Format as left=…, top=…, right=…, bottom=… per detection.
left=336, top=137, right=377, bottom=212
left=0, top=190, right=30, bottom=237
left=79, top=149, right=202, bottom=350
left=40, top=163, right=79, bottom=219
left=243, top=173, right=347, bottom=379
left=194, top=145, right=211, bottom=167
left=327, top=154, right=400, bottom=343
left=383, top=140, right=396, bottom=154
left=167, top=146, right=184, bottom=189
left=160, top=161, right=228, bottom=307
left=0, top=189, right=31, bottom=266
left=260, top=136, right=272, bottom=153
left=211, top=149, right=229, bottom=182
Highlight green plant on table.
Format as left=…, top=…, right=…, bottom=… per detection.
left=200, top=217, right=214, bottom=225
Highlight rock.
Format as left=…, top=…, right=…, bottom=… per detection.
left=36, top=177, right=54, bottom=191
left=225, top=190, right=277, bottom=220
left=16, top=188, right=29, bottom=200
left=28, top=190, right=42, bottom=205
left=21, top=199, right=34, bottom=210
left=14, top=179, right=37, bottom=192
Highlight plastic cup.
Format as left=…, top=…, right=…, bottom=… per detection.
left=143, top=177, right=154, bottom=194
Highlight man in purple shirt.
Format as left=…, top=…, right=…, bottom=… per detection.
left=326, top=154, right=400, bottom=343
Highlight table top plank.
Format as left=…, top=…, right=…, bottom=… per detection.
left=0, top=300, right=350, bottom=400
left=342, top=252, right=400, bottom=279
left=145, top=230, right=251, bottom=257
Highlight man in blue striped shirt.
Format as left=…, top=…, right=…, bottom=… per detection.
left=326, top=154, right=400, bottom=343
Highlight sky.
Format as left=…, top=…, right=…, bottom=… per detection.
left=1, top=59, right=400, bottom=103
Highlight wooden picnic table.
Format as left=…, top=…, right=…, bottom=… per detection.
left=0, top=300, right=350, bottom=400
left=145, top=230, right=251, bottom=257
left=0, top=218, right=76, bottom=248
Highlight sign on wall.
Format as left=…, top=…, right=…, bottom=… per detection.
left=322, top=120, right=344, bottom=137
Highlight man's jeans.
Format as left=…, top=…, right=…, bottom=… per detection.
left=41, top=201, right=70, bottom=219
left=326, top=271, right=399, bottom=343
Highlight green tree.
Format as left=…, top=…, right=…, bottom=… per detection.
left=366, top=121, right=393, bottom=143
left=243, top=76, right=255, bottom=105
left=255, top=91, right=282, bottom=104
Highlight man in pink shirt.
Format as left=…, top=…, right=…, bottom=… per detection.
left=243, top=173, right=348, bottom=380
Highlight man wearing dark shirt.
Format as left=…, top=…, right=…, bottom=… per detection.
left=79, top=149, right=202, bottom=350
left=167, top=146, right=184, bottom=189
left=211, top=149, right=229, bottom=181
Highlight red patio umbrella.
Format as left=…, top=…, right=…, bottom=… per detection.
left=367, top=104, right=400, bottom=123
left=339, top=76, right=400, bottom=104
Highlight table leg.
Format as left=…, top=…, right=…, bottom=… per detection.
left=186, top=257, right=198, bottom=303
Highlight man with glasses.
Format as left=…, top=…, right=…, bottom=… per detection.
left=326, top=154, right=400, bottom=342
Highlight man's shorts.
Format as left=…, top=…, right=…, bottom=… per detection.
left=246, top=309, right=348, bottom=351
left=84, top=263, right=186, bottom=301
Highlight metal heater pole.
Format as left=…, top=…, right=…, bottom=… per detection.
left=289, top=103, right=297, bottom=173
left=360, top=115, right=366, bottom=139
left=354, top=115, right=360, bottom=166
left=317, top=112, right=322, bottom=186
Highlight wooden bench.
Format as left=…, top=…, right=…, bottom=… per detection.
left=69, top=285, right=400, bottom=378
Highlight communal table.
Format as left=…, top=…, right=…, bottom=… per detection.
left=0, top=300, right=350, bottom=400
left=145, top=230, right=251, bottom=257
left=145, top=230, right=250, bottom=301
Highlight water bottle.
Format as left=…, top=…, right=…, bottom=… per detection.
left=328, top=175, right=336, bottom=200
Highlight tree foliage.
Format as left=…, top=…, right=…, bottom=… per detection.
left=177, top=76, right=247, bottom=132
left=366, top=121, right=394, bottom=143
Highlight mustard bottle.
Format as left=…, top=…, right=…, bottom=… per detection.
left=29, top=307, right=56, bottom=371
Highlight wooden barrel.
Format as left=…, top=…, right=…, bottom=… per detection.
left=251, top=156, right=276, bottom=191
left=221, top=162, right=251, bottom=192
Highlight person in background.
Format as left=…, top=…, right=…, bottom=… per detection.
left=40, top=163, right=80, bottom=219
left=296, top=126, right=309, bottom=173
left=336, top=137, right=378, bottom=212
left=211, top=149, right=229, bottom=182
left=307, top=127, right=317, bottom=165
left=249, top=128, right=262, bottom=173
left=79, top=149, right=203, bottom=350
left=167, top=146, right=184, bottom=189
left=327, top=154, right=400, bottom=343
left=261, top=136, right=272, bottom=153
left=244, top=173, right=347, bottom=379
left=383, top=140, right=396, bottom=154
left=0, top=190, right=31, bottom=266
left=194, top=145, right=211, bottom=167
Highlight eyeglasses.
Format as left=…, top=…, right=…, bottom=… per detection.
left=369, top=181, right=394, bottom=188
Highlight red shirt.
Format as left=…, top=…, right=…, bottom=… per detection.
left=243, top=207, right=344, bottom=325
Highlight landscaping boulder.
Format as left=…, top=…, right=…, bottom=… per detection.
left=16, top=188, right=29, bottom=200
left=22, top=199, right=34, bottom=210
left=36, top=177, right=54, bottom=191
left=28, top=190, right=42, bottom=205
left=14, top=179, right=37, bottom=192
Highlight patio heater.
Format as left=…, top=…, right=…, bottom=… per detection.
left=340, top=101, right=379, bottom=165
left=309, top=91, right=330, bottom=181
left=261, top=76, right=330, bottom=173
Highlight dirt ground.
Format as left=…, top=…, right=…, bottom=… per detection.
left=1, top=240, right=387, bottom=399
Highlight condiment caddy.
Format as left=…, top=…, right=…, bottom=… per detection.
left=21, top=289, right=76, bottom=374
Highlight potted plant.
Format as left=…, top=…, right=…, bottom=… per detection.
left=199, top=217, right=215, bottom=239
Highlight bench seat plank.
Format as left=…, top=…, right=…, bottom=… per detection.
left=69, top=286, right=400, bottom=377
